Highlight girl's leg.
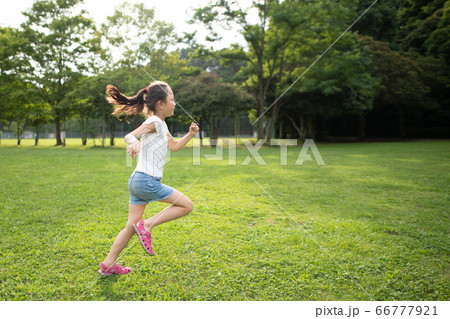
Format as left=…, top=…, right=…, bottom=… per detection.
left=142, top=189, right=193, bottom=232
left=103, top=203, right=146, bottom=267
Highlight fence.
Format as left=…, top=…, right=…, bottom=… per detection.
left=1, top=115, right=256, bottom=140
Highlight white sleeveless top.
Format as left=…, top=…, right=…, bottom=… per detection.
left=135, top=115, right=169, bottom=178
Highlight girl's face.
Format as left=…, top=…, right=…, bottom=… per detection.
left=162, top=87, right=176, bottom=117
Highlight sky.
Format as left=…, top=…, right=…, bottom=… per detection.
left=0, top=0, right=246, bottom=50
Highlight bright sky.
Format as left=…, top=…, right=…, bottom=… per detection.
left=0, top=0, right=246, bottom=50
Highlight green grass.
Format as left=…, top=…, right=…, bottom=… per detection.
left=0, top=139, right=449, bottom=300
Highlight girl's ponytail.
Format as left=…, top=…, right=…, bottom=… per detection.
left=107, top=85, right=147, bottom=120
left=107, top=81, right=170, bottom=120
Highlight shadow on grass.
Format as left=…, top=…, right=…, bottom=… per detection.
left=97, top=276, right=122, bottom=300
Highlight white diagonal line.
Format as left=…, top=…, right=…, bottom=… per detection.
left=252, top=0, right=379, bottom=125
left=251, top=178, right=375, bottom=301
left=75, top=3, right=199, bottom=126
left=77, top=178, right=200, bottom=301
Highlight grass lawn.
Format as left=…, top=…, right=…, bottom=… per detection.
left=0, top=139, right=449, bottom=300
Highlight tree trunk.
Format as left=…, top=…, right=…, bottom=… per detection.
left=81, top=117, right=84, bottom=145
left=299, top=114, right=306, bottom=139
left=257, top=83, right=265, bottom=140
left=256, top=2, right=266, bottom=141
left=285, top=113, right=299, bottom=139
left=306, top=115, right=315, bottom=139
left=210, top=123, right=218, bottom=147
left=214, top=120, right=221, bottom=140
left=235, top=114, right=238, bottom=145
left=101, top=115, right=106, bottom=147
left=55, top=109, right=63, bottom=145
left=62, top=114, right=66, bottom=147
left=17, top=124, right=21, bottom=145
left=81, top=117, right=88, bottom=146
left=35, top=124, right=39, bottom=146
left=279, top=120, right=284, bottom=139
left=265, top=102, right=280, bottom=145
left=205, top=117, right=217, bottom=148
left=266, top=41, right=286, bottom=144
left=80, top=116, right=84, bottom=145
left=110, top=119, right=115, bottom=146
left=199, top=117, right=203, bottom=147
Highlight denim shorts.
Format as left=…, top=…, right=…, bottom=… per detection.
left=128, top=171, right=174, bottom=205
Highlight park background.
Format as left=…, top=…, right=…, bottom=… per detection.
left=0, top=0, right=449, bottom=301
left=0, top=0, right=448, bottom=145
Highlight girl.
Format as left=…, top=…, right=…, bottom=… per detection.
left=98, top=81, right=199, bottom=276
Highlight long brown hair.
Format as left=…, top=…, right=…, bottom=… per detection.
left=106, top=81, right=170, bottom=120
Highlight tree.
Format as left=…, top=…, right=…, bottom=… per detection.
left=67, top=79, right=95, bottom=146
left=352, top=0, right=399, bottom=44
left=242, top=0, right=378, bottom=142
left=22, top=0, right=101, bottom=145
left=192, top=0, right=379, bottom=142
left=174, top=72, right=252, bottom=146
left=102, top=1, right=177, bottom=68
left=181, top=45, right=249, bottom=83
left=397, top=0, right=447, bottom=55
left=414, top=54, right=450, bottom=136
left=0, top=26, right=33, bottom=144
left=25, top=98, right=51, bottom=146
left=276, top=32, right=379, bottom=141
left=192, top=0, right=312, bottom=140
left=425, top=1, right=450, bottom=61
left=71, top=72, right=125, bottom=146
left=362, top=36, right=431, bottom=137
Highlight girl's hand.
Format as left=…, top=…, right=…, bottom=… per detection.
left=189, top=123, right=199, bottom=137
left=127, top=141, right=141, bottom=158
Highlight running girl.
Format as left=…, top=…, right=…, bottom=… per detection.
left=98, top=81, right=199, bottom=276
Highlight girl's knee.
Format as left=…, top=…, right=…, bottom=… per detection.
left=125, top=221, right=137, bottom=231
left=184, top=199, right=193, bottom=214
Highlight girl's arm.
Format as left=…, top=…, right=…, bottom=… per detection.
left=168, top=123, right=199, bottom=152
left=125, top=122, right=156, bottom=142
left=124, top=122, right=157, bottom=157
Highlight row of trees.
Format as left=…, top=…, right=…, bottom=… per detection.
left=0, top=0, right=449, bottom=146
left=0, top=0, right=253, bottom=146
left=189, top=0, right=449, bottom=141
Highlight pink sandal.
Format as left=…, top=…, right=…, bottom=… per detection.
left=132, top=220, right=155, bottom=256
left=98, top=262, right=131, bottom=276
